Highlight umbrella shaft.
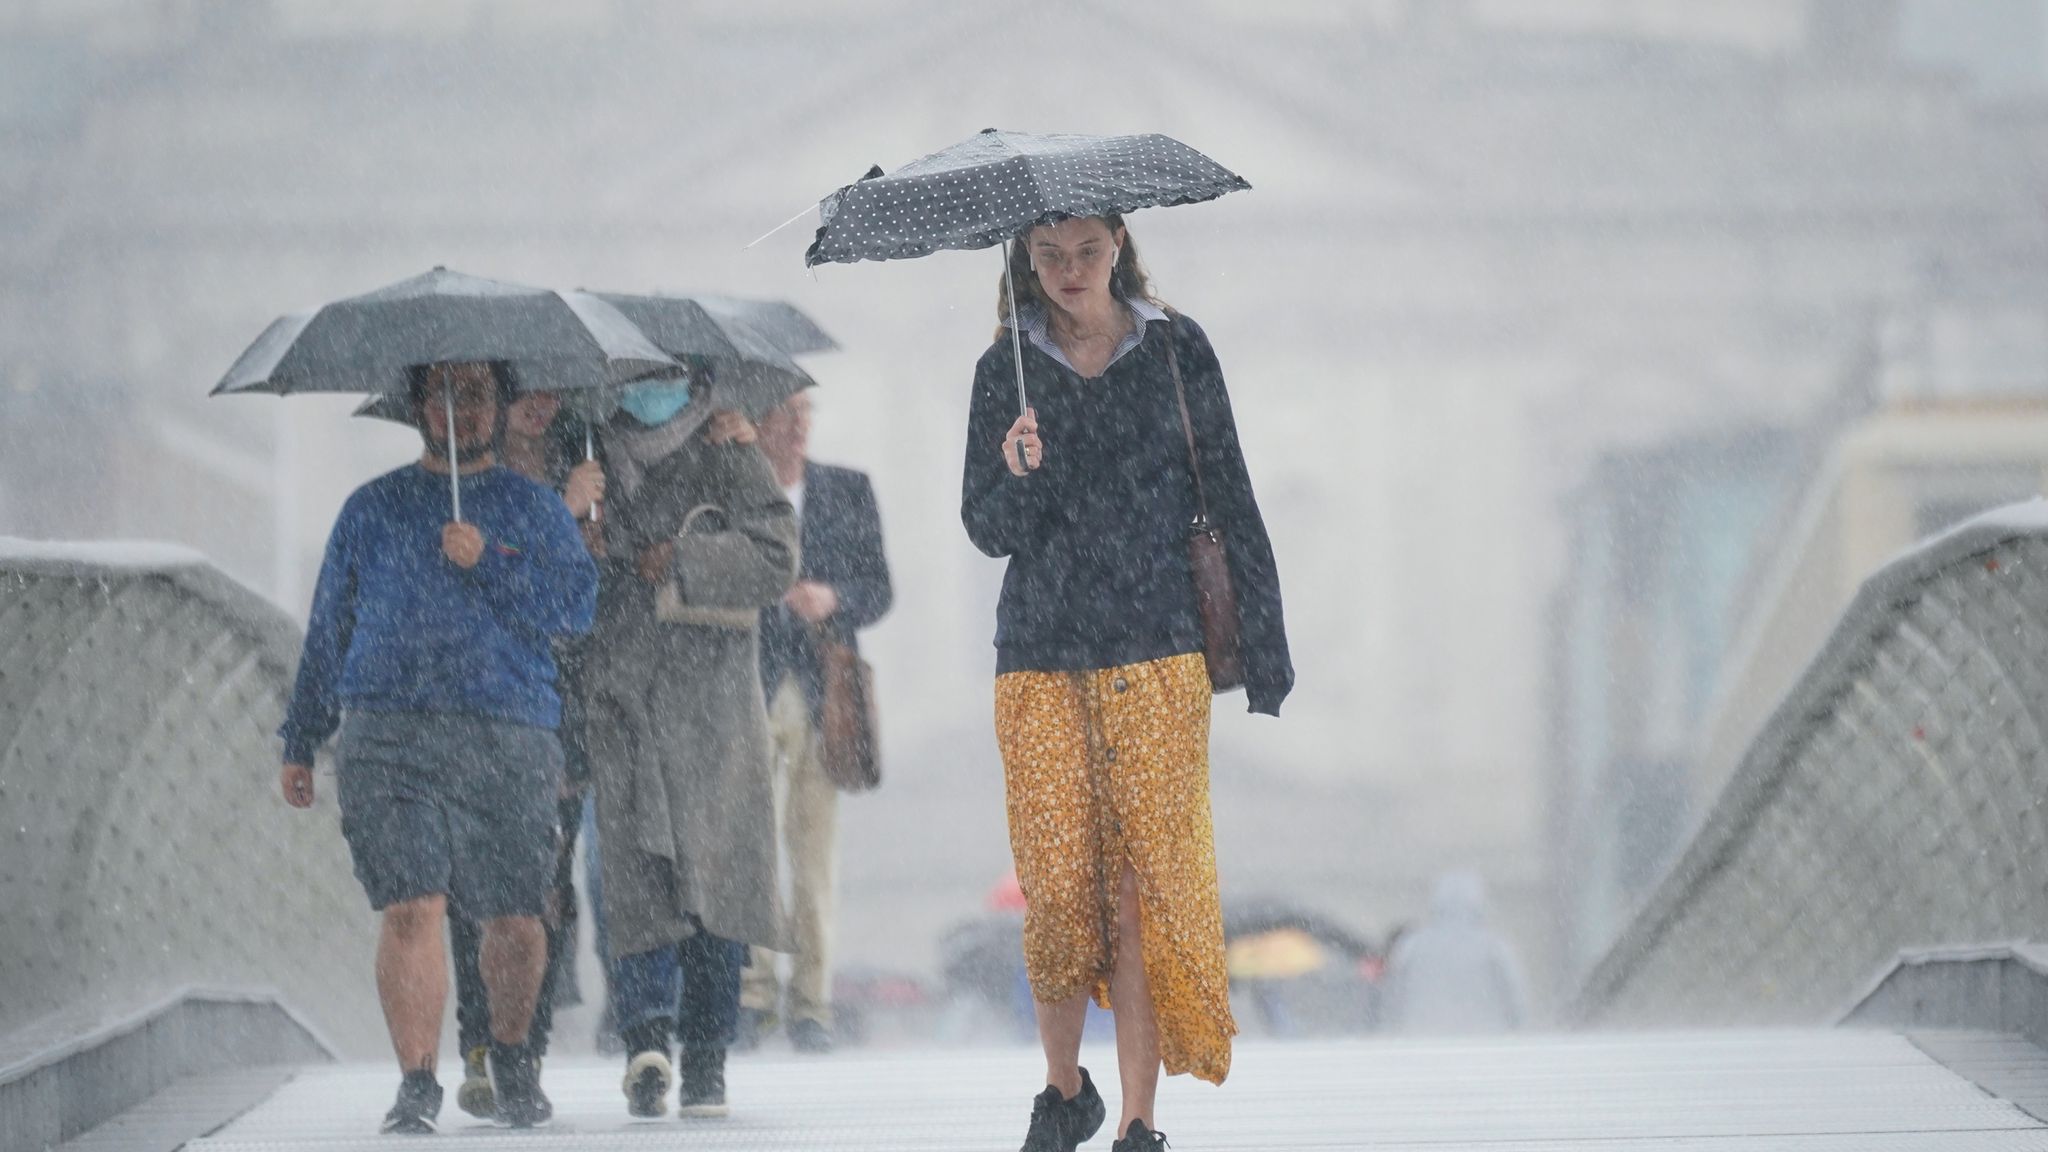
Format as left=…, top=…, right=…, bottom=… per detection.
left=447, top=388, right=462, bottom=523
left=586, top=425, right=601, bottom=522
left=1003, top=239, right=1032, bottom=472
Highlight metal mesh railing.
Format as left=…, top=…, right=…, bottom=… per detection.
left=0, top=542, right=382, bottom=1055
left=1576, top=501, right=2048, bottom=1025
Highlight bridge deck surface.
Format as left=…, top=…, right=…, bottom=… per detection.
left=186, top=1031, right=2048, bottom=1150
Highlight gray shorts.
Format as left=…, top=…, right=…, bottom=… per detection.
left=335, top=710, right=563, bottom=919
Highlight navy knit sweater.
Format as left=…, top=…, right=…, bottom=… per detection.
left=280, top=463, right=598, bottom=763
left=960, top=313, right=1293, bottom=716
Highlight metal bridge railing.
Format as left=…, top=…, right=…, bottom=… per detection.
left=1577, top=501, right=2048, bottom=1025
left=0, top=540, right=380, bottom=1056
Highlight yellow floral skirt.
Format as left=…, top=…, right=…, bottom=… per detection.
left=993, top=651, right=1236, bottom=1085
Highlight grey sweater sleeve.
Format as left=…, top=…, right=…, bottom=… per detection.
left=671, top=442, right=800, bottom=610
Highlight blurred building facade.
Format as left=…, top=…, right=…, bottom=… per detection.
left=10, top=0, right=2048, bottom=1005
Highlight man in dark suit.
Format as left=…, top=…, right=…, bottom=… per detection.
left=740, top=388, right=893, bottom=1053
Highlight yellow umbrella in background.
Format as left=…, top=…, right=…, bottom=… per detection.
left=1226, top=927, right=1331, bottom=980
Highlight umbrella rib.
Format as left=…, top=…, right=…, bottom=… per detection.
left=742, top=200, right=821, bottom=251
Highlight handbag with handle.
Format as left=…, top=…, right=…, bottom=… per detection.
left=1164, top=326, right=1247, bottom=693
left=652, top=504, right=763, bottom=629
left=813, top=624, right=882, bottom=792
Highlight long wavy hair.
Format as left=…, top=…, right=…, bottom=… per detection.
left=993, top=213, right=1165, bottom=339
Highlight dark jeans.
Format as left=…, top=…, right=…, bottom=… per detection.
left=612, top=918, right=746, bottom=1049
left=453, top=792, right=584, bottom=1055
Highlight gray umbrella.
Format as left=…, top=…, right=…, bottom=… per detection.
left=586, top=292, right=818, bottom=420
left=354, top=291, right=811, bottom=532
left=692, top=295, right=839, bottom=356
left=211, top=267, right=682, bottom=520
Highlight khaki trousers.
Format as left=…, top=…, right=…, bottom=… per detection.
left=741, top=676, right=840, bottom=1026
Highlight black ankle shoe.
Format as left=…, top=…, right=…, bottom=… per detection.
left=1111, top=1118, right=1170, bottom=1151
left=381, top=1069, right=442, bottom=1134
left=678, top=1045, right=729, bottom=1118
left=488, top=1040, right=552, bottom=1129
left=1019, top=1067, right=1105, bottom=1152
left=788, top=1017, right=835, bottom=1054
left=735, top=1007, right=773, bottom=1052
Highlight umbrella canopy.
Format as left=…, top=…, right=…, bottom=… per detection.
left=210, top=267, right=681, bottom=397
left=804, top=128, right=1250, bottom=266
left=210, top=267, right=681, bottom=524
left=352, top=292, right=817, bottom=425
left=798, top=129, right=1249, bottom=444
left=1226, top=928, right=1332, bottom=980
left=693, top=295, right=838, bottom=356
left=587, top=292, right=817, bottom=420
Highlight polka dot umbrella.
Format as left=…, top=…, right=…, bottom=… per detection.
left=794, top=129, right=1250, bottom=442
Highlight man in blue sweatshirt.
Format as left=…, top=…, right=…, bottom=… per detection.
left=278, top=360, right=598, bottom=1133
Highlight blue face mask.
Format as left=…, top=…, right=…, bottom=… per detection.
left=620, top=379, right=692, bottom=427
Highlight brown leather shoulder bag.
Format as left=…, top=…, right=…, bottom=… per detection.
left=814, top=623, right=882, bottom=792
left=1163, top=324, right=1246, bottom=693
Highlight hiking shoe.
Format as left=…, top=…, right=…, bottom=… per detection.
left=1112, top=1118, right=1170, bottom=1152
left=789, top=1017, right=834, bottom=1054
left=455, top=1046, right=494, bottom=1119
left=1019, top=1067, right=1104, bottom=1152
left=489, top=1041, right=552, bottom=1129
left=380, top=1069, right=442, bottom=1135
left=622, top=1049, right=673, bottom=1118
left=677, top=1045, right=730, bottom=1118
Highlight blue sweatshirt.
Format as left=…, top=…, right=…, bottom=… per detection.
left=279, top=463, right=599, bottom=764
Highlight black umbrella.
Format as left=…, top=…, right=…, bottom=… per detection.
left=798, top=129, right=1249, bottom=452
left=212, top=267, right=681, bottom=521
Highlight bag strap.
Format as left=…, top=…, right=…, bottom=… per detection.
left=1162, top=319, right=1211, bottom=524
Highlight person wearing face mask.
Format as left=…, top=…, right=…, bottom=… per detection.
left=580, top=372, right=799, bottom=1120
left=961, top=216, right=1293, bottom=1152
left=277, top=361, right=598, bottom=1133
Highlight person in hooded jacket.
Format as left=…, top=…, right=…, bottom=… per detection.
left=962, top=214, right=1293, bottom=1152
left=1380, top=871, right=1528, bottom=1035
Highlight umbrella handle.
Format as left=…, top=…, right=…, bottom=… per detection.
left=586, top=426, right=601, bottom=523
left=1003, top=238, right=1032, bottom=471
left=447, top=387, right=462, bottom=523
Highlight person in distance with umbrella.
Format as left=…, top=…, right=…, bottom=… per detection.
left=278, top=361, right=598, bottom=1133
left=962, top=215, right=1293, bottom=1152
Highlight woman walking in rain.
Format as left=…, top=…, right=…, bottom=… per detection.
left=962, top=214, right=1293, bottom=1152
left=581, top=376, right=798, bottom=1121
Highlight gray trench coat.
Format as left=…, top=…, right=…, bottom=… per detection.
left=587, top=433, right=799, bottom=958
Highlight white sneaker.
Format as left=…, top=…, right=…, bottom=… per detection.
left=623, top=1050, right=673, bottom=1119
